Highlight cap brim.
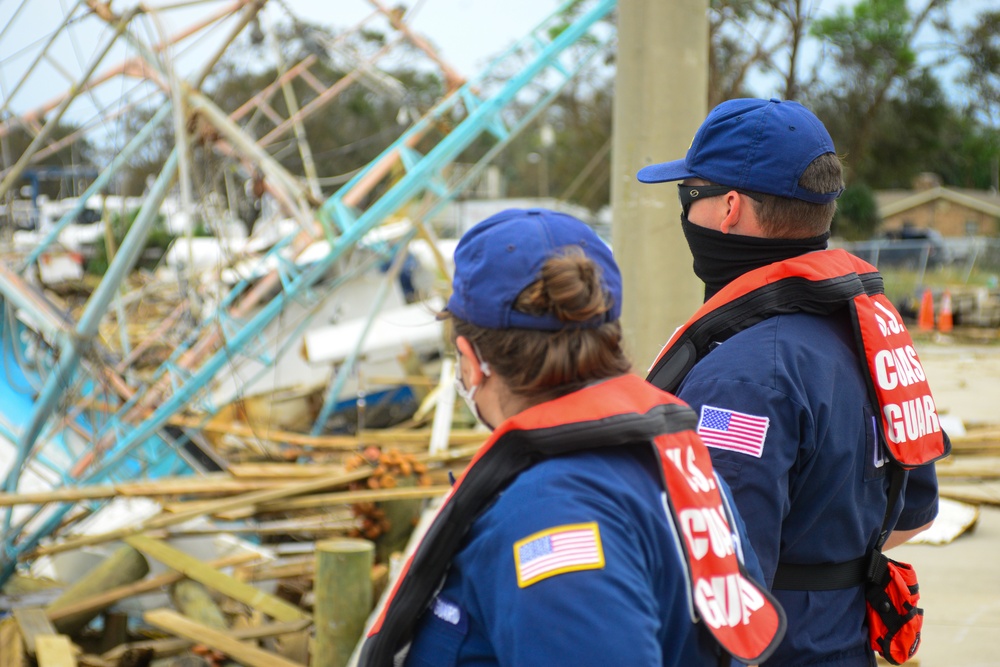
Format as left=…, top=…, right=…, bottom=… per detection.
left=636, top=159, right=694, bottom=184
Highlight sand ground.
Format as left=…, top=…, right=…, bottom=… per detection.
left=887, top=337, right=1000, bottom=667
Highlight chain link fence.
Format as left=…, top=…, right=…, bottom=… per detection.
left=834, top=237, right=1000, bottom=328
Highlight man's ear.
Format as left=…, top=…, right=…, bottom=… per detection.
left=719, top=190, right=744, bottom=235
left=455, top=335, right=486, bottom=385
left=721, top=191, right=767, bottom=236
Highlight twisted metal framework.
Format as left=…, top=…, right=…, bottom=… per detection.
left=0, top=0, right=617, bottom=586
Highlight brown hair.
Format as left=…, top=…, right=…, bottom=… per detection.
left=750, top=152, right=844, bottom=238
left=451, top=247, right=631, bottom=402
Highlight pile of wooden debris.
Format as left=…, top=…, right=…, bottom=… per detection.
left=0, top=439, right=483, bottom=667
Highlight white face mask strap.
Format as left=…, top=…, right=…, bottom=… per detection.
left=472, top=342, right=491, bottom=377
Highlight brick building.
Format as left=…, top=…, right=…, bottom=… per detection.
left=875, top=173, right=1000, bottom=238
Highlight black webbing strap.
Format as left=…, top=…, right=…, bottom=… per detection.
left=772, top=465, right=906, bottom=591
left=771, top=555, right=869, bottom=591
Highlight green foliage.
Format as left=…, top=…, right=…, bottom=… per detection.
left=832, top=183, right=880, bottom=240
left=4, top=124, right=98, bottom=199
left=811, top=0, right=916, bottom=78
left=958, top=10, right=1000, bottom=125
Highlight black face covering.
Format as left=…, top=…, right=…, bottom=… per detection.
left=681, top=214, right=830, bottom=301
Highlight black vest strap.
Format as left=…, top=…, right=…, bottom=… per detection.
left=647, top=272, right=884, bottom=393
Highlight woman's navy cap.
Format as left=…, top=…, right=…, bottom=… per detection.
left=636, top=98, right=843, bottom=204
left=446, top=208, right=622, bottom=331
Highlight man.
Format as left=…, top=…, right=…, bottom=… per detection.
left=636, top=98, right=948, bottom=666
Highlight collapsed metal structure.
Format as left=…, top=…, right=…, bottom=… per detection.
left=0, top=0, right=617, bottom=586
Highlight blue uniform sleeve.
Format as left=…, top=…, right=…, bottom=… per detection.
left=718, top=473, right=765, bottom=586
left=468, top=492, right=671, bottom=667
left=678, top=377, right=800, bottom=584
left=896, top=455, right=940, bottom=530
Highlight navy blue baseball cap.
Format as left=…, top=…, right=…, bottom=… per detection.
left=445, top=208, right=622, bottom=330
left=636, top=98, right=843, bottom=204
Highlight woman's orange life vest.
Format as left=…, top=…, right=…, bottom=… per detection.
left=359, top=374, right=786, bottom=666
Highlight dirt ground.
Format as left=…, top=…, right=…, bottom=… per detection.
left=892, top=335, right=1000, bottom=667
left=916, top=336, right=1000, bottom=430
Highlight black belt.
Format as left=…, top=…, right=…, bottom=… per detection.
left=771, top=555, right=869, bottom=591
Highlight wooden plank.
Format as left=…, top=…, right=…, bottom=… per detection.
left=935, top=459, right=1000, bottom=479
left=31, top=469, right=373, bottom=558
left=13, top=607, right=57, bottom=657
left=170, top=416, right=486, bottom=449
left=47, top=552, right=260, bottom=623
left=0, top=618, right=26, bottom=667
left=125, top=535, right=309, bottom=622
left=35, top=635, right=77, bottom=667
left=0, top=474, right=288, bottom=507
left=100, top=619, right=311, bottom=661
left=170, top=484, right=450, bottom=520
left=228, top=463, right=348, bottom=478
left=142, top=609, right=304, bottom=667
left=939, top=481, right=1000, bottom=507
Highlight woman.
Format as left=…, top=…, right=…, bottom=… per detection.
left=360, top=208, right=784, bottom=667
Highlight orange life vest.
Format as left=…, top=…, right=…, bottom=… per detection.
left=359, top=374, right=786, bottom=666
left=647, top=249, right=949, bottom=468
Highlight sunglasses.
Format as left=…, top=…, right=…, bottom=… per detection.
left=677, top=183, right=763, bottom=214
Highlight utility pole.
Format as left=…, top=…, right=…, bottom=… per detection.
left=610, top=0, right=708, bottom=369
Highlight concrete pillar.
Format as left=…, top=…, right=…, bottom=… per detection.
left=611, top=0, right=709, bottom=369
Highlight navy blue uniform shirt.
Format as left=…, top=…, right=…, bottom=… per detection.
left=678, top=311, right=939, bottom=667
left=403, top=445, right=763, bottom=667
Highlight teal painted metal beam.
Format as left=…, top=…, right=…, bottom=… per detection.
left=0, top=0, right=618, bottom=588
left=0, top=149, right=180, bottom=585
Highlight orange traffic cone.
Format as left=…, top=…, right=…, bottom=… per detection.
left=938, top=289, right=953, bottom=333
left=917, top=289, right=935, bottom=331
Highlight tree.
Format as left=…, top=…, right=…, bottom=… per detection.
left=0, top=123, right=97, bottom=199
left=707, top=0, right=827, bottom=105
left=957, top=10, right=1000, bottom=129
left=832, top=182, right=880, bottom=240
left=808, top=0, right=953, bottom=183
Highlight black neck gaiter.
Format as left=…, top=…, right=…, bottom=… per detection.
left=681, top=215, right=830, bottom=301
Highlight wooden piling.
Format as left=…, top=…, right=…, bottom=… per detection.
left=170, top=580, right=228, bottom=630
left=313, top=538, right=374, bottom=667
left=46, top=545, right=149, bottom=636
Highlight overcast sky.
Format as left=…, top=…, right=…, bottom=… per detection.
left=0, top=0, right=995, bottom=121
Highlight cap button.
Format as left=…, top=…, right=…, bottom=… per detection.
left=769, top=98, right=781, bottom=103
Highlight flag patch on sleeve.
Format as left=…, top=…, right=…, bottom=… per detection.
left=697, top=405, right=769, bottom=458
left=513, top=522, right=604, bottom=588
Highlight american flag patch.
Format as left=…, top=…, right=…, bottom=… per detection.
left=697, top=405, right=770, bottom=458
left=513, top=522, right=604, bottom=588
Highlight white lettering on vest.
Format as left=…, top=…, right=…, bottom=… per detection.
left=694, top=574, right=765, bottom=629
left=685, top=445, right=716, bottom=492
left=663, top=445, right=717, bottom=493
left=923, top=394, right=940, bottom=434
left=884, top=396, right=941, bottom=443
left=876, top=346, right=929, bottom=391
left=893, top=347, right=919, bottom=386
left=873, top=300, right=902, bottom=336
left=905, top=345, right=926, bottom=381
left=679, top=507, right=735, bottom=560
left=875, top=350, right=898, bottom=390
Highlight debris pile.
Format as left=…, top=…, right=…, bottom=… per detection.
left=0, top=440, right=482, bottom=666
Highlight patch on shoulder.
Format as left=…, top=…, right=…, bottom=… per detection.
left=431, top=595, right=464, bottom=628
left=697, top=405, right=769, bottom=458
left=513, top=522, right=604, bottom=588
